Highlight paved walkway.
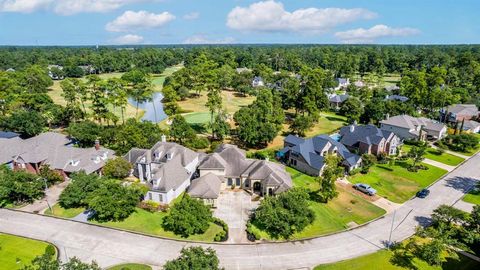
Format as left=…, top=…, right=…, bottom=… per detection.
left=213, top=190, right=259, bottom=244
left=430, top=144, right=471, bottom=159
left=453, top=200, right=476, bottom=213
left=19, top=180, right=69, bottom=214
left=423, top=158, right=456, bottom=172
left=371, top=197, right=402, bottom=214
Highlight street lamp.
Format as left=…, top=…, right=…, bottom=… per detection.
left=37, top=177, right=53, bottom=214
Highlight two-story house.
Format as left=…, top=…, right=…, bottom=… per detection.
left=124, top=136, right=200, bottom=204
left=339, top=124, right=400, bottom=156
left=278, top=134, right=362, bottom=176
left=380, top=115, right=447, bottom=141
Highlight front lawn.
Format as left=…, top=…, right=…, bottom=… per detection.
left=108, top=263, right=152, bottom=270
left=44, top=204, right=85, bottom=218
left=314, top=248, right=479, bottom=270
left=250, top=168, right=385, bottom=240
left=463, top=187, right=480, bottom=205
left=402, top=145, right=464, bottom=166
left=91, top=208, right=223, bottom=242
left=0, top=233, right=55, bottom=269
left=349, top=161, right=447, bottom=203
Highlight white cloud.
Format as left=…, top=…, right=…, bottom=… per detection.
left=111, top=34, right=144, bottom=44
left=0, top=0, right=154, bottom=15
left=183, top=12, right=199, bottom=20
left=335, top=24, right=420, bottom=43
left=0, top=0, right=52, bottom=13
left=183, top=35, right=235, bottom=44
left=106, top=10, right=175, bottom=32
left=226, top=0, right=376, bottom=33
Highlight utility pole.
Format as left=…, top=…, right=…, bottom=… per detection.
left=388, top=210, right=396, bottom=248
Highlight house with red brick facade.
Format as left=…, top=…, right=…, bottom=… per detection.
left=339, top=124, right=400, bottom=156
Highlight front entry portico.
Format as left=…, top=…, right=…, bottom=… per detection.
left=253, top=181, right=262, bottom=194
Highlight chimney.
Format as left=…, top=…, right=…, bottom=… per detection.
left=350, top=124, right=355, bottom=133
left=161, top=134, right=167, bottom=143
left=386, top=113, right=390, bottom=120
left=94, top=139, right=100, bottom=150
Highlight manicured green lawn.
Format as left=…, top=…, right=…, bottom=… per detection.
left=305, top=112, right=347, bottom=137
left=314, top=249, right=479, bottom=270
left=287, top=167, right=320, bottom=191
left=44, top=204, right=85, bottom=218
left=107, top=263, right=152, bottom=270
left=349, top=161, right=447, bottom=203
left=251, top=168, right=385, bottom=240
left=91, top=208, right=223, bottom=242
left=463, top=188, right=480, bottom=205
left=183, top=112, right=212, bottom=124
left=0, top=233, right=55, bottom=269
left=402, top=145, right=464, bottom=166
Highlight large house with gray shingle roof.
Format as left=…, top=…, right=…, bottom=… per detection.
left=442, top=104, right=479, bottom=123
left=279, top=134, right=362, bottom=176
left=339, top=124, right=400, bottom=156
left=0, top=132, right=114, bottom=178
left=124, top=136, right=201, bottom=204
left=380, top=115, right=447, bottom=141
left=196, top=144, right=292, bottom=197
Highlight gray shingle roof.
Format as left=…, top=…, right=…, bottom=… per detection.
left=329, top=94, right=349, bottom=103
left=1, top=132, right=114, bottom=174
left=198, top=144, right=292, bottom=193
left=283, top=134, right=361, bottom=170
left=188, top=173, right=222, bottom=199
left=463, top=120, right=480, bottom=131
left=339, top=124, right=393, bottom=147
left=380, top=115, right=446, bottom=132
left=149, top=154, right=191, bottom=192
left=447, top=104, right=479, bottom=116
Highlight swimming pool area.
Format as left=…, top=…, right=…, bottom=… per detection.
left=330, top=133, right=342, bottom=141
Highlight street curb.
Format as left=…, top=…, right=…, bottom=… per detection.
left=0, top=231, right=60, bottom=261
left=2, top=151, right=478, bottom=247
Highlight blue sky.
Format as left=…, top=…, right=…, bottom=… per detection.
left=0, top=0, right=479, bottom=45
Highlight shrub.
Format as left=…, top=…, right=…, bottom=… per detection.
left=39, top=165, right=63, bottom=186
left=186, top=136, right=210, bottom=150
left=87, top=180, right=142, bottom=222
left=246, top=222, right=261, bottom=241
left=247, top=149, right=276, bottom=160
left=213, top=217, right=229, bottom=242
left=138, top=200, right=162, bottom=213
left=348, top=168, right=361, bottom=176
left=45, top=245, right=56, bottom=257
left=102, top=157, right=132, bottom=179
left=162, top=195, right=213, bottom=237
left=251, top=188, right=314, bottom=239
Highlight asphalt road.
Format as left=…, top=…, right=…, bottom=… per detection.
left=1, top=152, right=479, bottom=270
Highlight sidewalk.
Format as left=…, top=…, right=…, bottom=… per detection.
left=430, top=144, right=470, bottom=159
left=19, top=180, right=69, bottom=214
left=453, top=200, right=475, bottom=213
left=422, top=158, right=456, bottom=172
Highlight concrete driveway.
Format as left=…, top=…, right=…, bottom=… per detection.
left=213, top=190, right=259, bottom=243
left=19, top=180, right=69, bottom=214
left=1, top=152, right=479, bottom=270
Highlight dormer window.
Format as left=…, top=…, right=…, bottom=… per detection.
left=70, top=159, right=80, bottom=166
left=166, top=153, right=173, bottom=160
left=92, top=156, right=101, bottom=164
left=102, top=152, right=108, bottom=160
left=140, top=157, right=146, bottom=163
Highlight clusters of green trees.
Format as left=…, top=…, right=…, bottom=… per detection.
left=249, top=188, right=314, bottom=239
left=392, top=204, right=480, bottom=267
left=67, top=119, right=165, bottom=155
left=164, top=246, right=221, bottom=270
left=0, top=165, right=62, bottom=207
left=162, top=195, right=213, bottom=237
left=58, top=172, right=145, bottom=222
left=439, top=134, right=480, bottom=153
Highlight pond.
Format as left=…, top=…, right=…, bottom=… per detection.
left=127, top=92, right=167, bottom=123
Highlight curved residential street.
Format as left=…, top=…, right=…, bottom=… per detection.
left=1, top=152, right=479, bottom=270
